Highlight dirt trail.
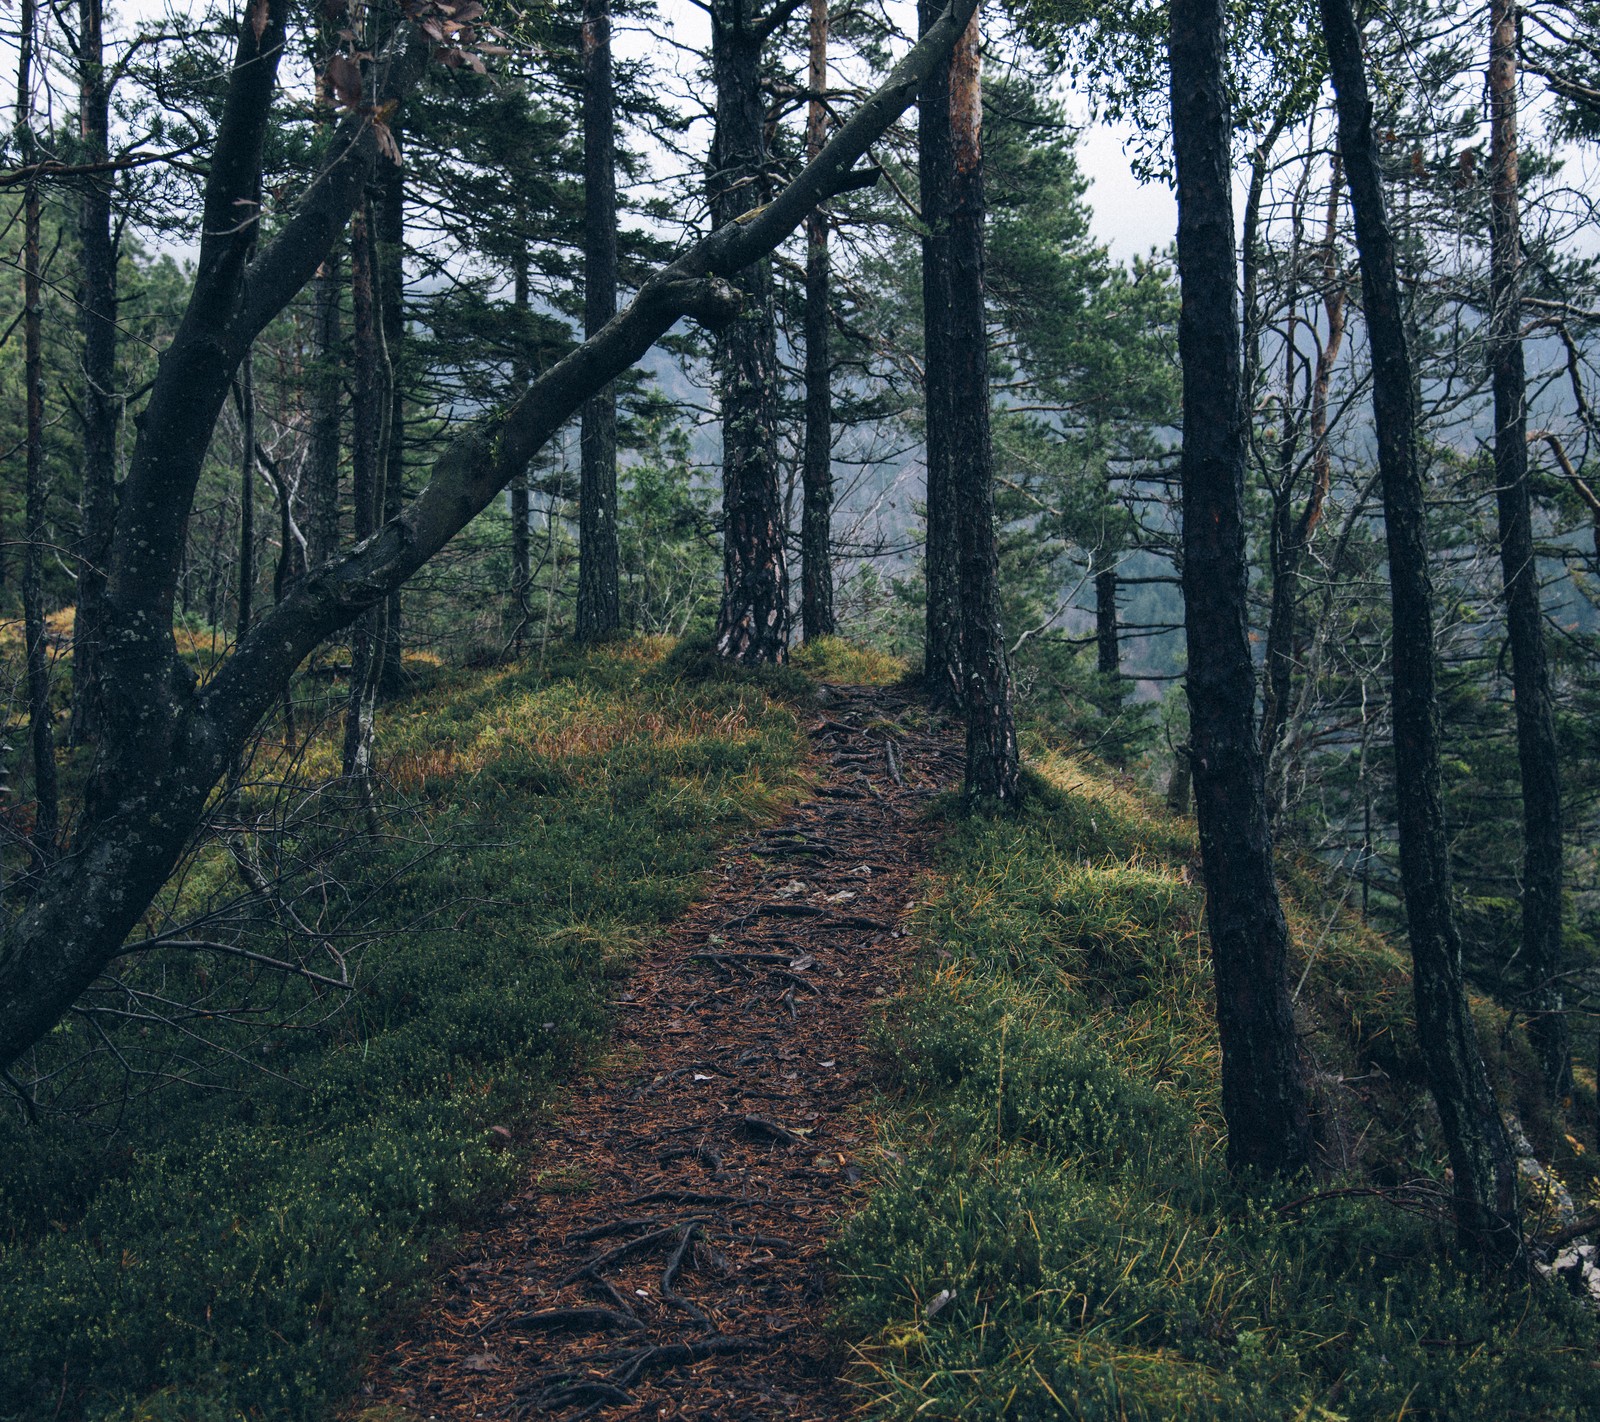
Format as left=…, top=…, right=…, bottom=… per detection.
left=357, top=684, right=961, bottom=1420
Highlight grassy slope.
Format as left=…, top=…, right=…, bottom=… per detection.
left=7, top=637, right=1595, bottom=1421
left=0, top=638, right=813, bottom=1422
left=834, top=745, right=1600, bottom=1420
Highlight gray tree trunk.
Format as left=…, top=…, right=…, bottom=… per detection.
left=1322, top=0, right=1520, bottom=1253
left=577, top=0, right=621, bottom=641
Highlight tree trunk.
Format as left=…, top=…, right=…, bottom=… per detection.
left=70, top=0, right=116, bottom=745
left=1262, top=162, right=1346, bottom=776
left=307, top=243, right=343, bottom=571
left=17, top=0, right=57, bottom=864
left=254, top=443, right=303, bottom=744
left=944, top=16, right=1018, bottom=804
left=919, top=0, right=962, bottom=704
left=235, top=348, right=256, bottom=641
left=1322, top=0, right=1520, bottom=1253
left=577, top=0, right=621, bottom=642
left=1488, top=0, right=1569, bottom=1100
left=1170, top=0, right=1311, bottom=1179
left=0, top=0, right=980, bottom=1081
left=710, top=0, right=788, bottom=664
left=1094, top=547, right=1120, bottom=682
left=377, top=140, right=406, bottom=692
left=509, top=255, right=534, bottom=650
left=22, top=173, right=57, bottom=864
left=342, top=198, right=382, bottom=783
left=800, top=0, right=835, bottom=642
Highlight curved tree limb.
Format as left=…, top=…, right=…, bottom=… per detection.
left=0, top=0, right=981, bottom=1075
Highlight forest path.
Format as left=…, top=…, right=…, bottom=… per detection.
left=357, top=683, right=962, bottom=1421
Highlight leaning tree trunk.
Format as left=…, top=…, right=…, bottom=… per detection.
left=945, top=13, right=1018, bottom=804
left=710, top=0, right=788, bottom=664
left=1170, top=0, right=1311, bottom=1179
left=1322, top=0, right=1520, bottom=1253
left=0, top=0, right=981, bottom=1085
left=70, top=0, right=116, bottom=745
left=800, top=0, right=835, bottom=642
left=1489, top=0, right=1569, bottom=1100
left=918, top=0, right=962, bottom=705
left=577, top=0, right=621, bottom=642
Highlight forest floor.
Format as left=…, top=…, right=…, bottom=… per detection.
left=354, top=683, right=963, bottom=1421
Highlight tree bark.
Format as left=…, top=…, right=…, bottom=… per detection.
left=1094, top=547, right=1120, bottom=682
left=0, top=0, right=980, bottom=1078
left=510, top=256, right=533, bottom=652
left=945, top=14, right=1018, bottom=805
left=307, top=243, right=343, bottom=572
left=70, top=0, right=116, bottom=745
left=1262, top=161, right=1346, bottom=776
left=342, top=197, right=382, bottom=783
left=710, top=0, right=789, bottom=664
left=919, top=0, right=962, bottom=705
left=235, top=348, right=256, bottom=641
left=17, top=0, right=57, bottom=863
left=377, top=139, right=406, bottom=692
left=1322, top=0, right=1520, bottom=1253
left=799, top=0, right=835, bottom=642
left=1489, top=0, right=1569, bottom=1101
left=1170, top=0, right=1311, bottom=1179
left=577, top=0, right=621, bottom=642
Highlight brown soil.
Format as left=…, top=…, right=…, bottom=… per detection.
left=355, top=683, right=961, bottom=1421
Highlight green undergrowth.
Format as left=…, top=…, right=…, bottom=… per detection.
left=0, top=637, right=811, bottom=1422
left=834, top=745, right=1600, bottom=1420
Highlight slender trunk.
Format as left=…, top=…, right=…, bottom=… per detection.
left=945, top=15, right=1017, bottom=804
left=1263, top=162, right=1346, bottom=773
left=1167, top=743, right=1193, bottom=816
left=1094, top=549, right=1120, bottom=682
left=342, top=199, right=381, bottom=783
left=17, top=0, right=57, bottom=862
left=22, top=174, right=56, bottom=861
left=710, top=0, right=788, bottom=664
left=1094, top=530, right=1125, bottom=763
left=307, top=243, right=343, bottom=570
left=1170, top=0, right=1310, bottom=1179
left=1488, top=0, right=1568, bottom=1100
left=1240, top=116, right=1288, bottom=407
left=255, top=444, right=304, bottom=744
left=1321, top=0, right=1519, bottom=1253
left=919, top=0, right=962, bottom=704
left=510, top=470, right=532, bottom=650
left=800, top=0, right=835, bottom=641
left=509, top=257, right=533, bottom=650
left=235, top=349, right=256, bottom=641
left=377, top=142, right=406, bottom=692
left=577, top=0, right=621, bottom=642
left=71, top=0, right=116, bottom=744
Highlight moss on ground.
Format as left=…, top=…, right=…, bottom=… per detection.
left=0, top=638, right=811, bottom=1422
left=833, top=748, right=1600, bottom=1421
